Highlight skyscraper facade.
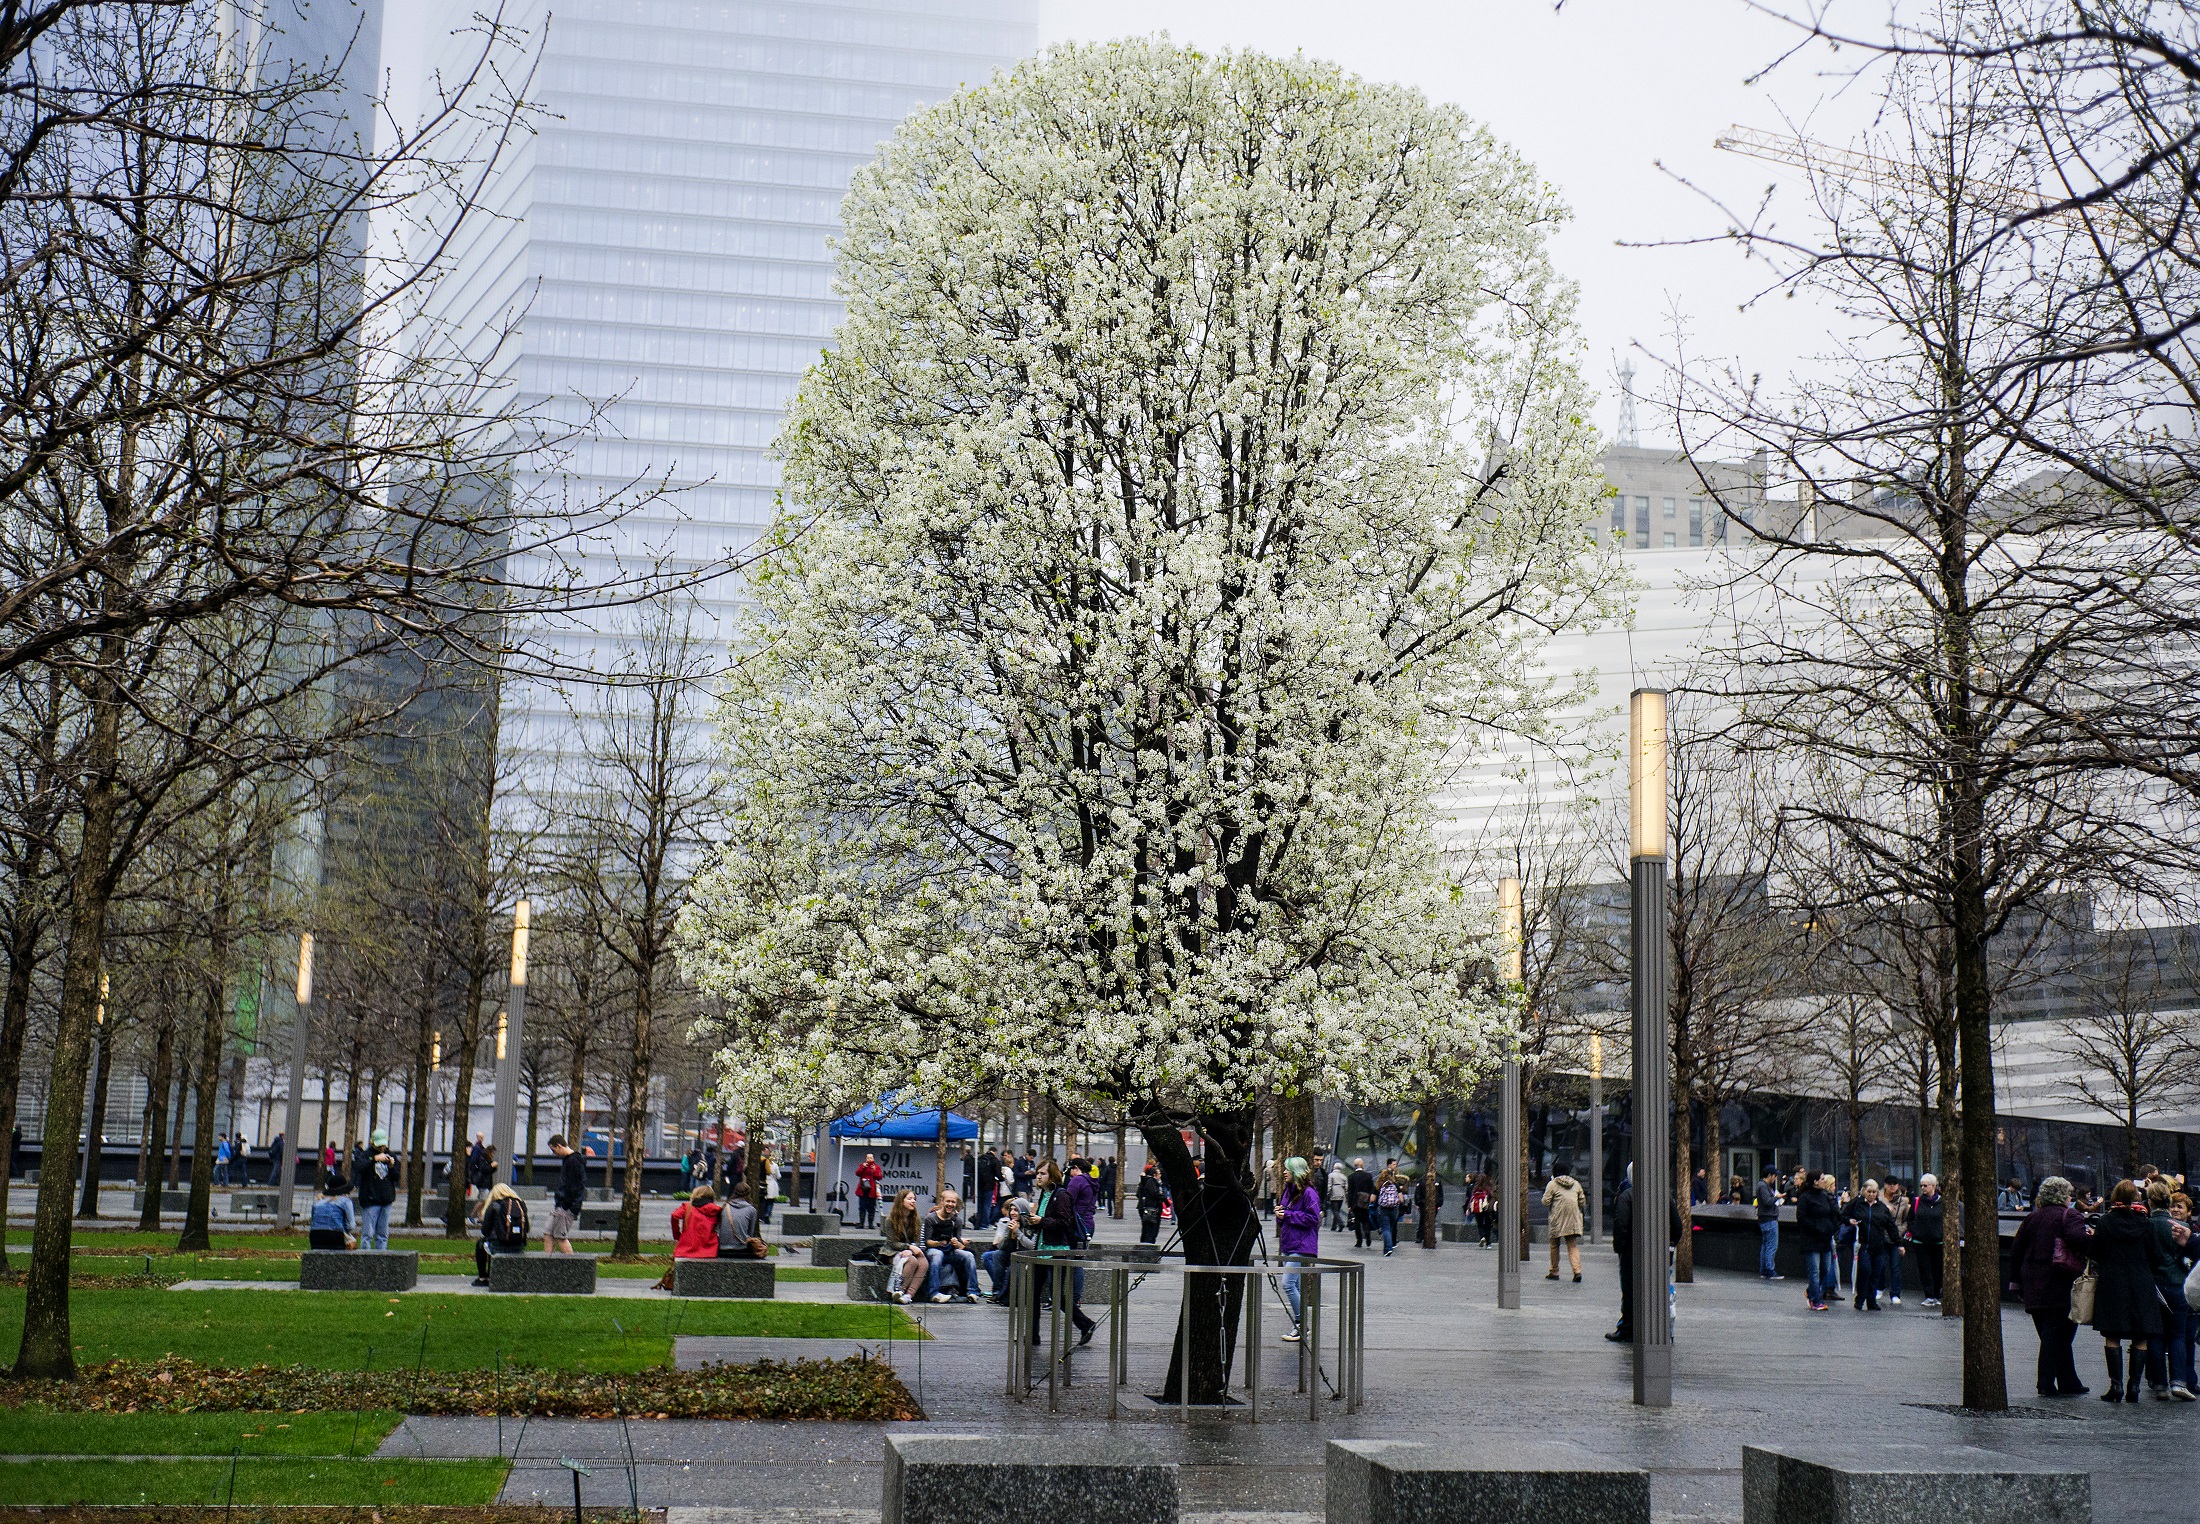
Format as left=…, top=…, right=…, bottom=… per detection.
left=412, top=0, right=1038, bottom=742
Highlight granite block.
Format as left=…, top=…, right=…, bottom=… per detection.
left=1326, top=1439, right=1648, bottom=1524
left=300, top=1249, right=419, bottom=1291
left=1742, top=1443, right=2089, bottom=1524
left=131, top=1189, right=192, bottom=1213
left=883, top=1433, right=1177, bottom=1524
left=228, top=1192, right=278, bottom=1215
left=486, top=1252, right=598, bottom=1294
left=810, top=1233, right=883, bottom=1268
left=672, top=1257, right=775, bottom=1298
left=780, top=1210, right=843, bottom=1236
left=846, top=1262, right=892, bottom=1301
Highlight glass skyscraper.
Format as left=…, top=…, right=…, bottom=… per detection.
left=413, top=0, right=1037, bottom=741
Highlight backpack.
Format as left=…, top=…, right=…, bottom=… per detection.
left=486, top=1197, right=528, bottom=1250
left=1377, top=1180, right=1402, bottom=1209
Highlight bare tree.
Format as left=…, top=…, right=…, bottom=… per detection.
left=2057, top=925, right=2199, bottom=1177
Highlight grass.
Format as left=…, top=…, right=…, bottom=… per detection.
left=0, top=1288, right=918, bottom=1375
left=0, top=1457, right=508, bottom=1505
left=0, top=1408, right=403, bottom=1457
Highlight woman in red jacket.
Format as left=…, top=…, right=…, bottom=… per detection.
left=856, top=1153, right=885, bottom=1230
left=671, top=1186, right=725, bottom=1258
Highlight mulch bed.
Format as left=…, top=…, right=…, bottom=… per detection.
left=0, top=1354, right=920, bottom=1421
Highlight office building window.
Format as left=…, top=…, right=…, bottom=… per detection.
left=1662, top=531, right=1676, bottom=548
left=1611, top=492, right=1625, bottom=538
left=1689, top=498, right=1704, bottom=545
left=1634, top=495, right=1650, bottom=547
left=1662, top=496, right=1676, bottom=518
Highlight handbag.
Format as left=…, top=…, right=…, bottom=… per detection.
left=2050, top=1234, right=2081, bottom=1273
left=2067, top=1266, right=2098, bottom=1325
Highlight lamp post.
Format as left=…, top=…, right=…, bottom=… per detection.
left=1629, top=688, right=1672, bottom=1407
left=1497, top=875, right=1523, bottom=1310
left=1590, top=1031, right=1604, bottom=1244
left=491, top=900, right=529, bottom=1185
left=277, top=933, right=313, bottom=1230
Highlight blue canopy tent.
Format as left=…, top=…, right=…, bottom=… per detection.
left=827, top=1098, right=978, bottom=1210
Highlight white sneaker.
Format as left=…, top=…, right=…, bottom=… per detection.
left=1280, top=1328, right=1301, bottom=1343
left=1921, top=1298, right=1939, bottom=1307
left=1890, top=1296, right=1901, bottom=1305
left=931, top=1292, right=951, bottom=1303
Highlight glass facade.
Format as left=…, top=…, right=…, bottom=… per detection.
left=416, top=0, right=1036, bottom=748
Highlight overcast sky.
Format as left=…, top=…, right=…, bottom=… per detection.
left=1039, top=0, right=1883, bottom=448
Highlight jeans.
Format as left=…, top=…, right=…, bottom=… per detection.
left=360, top=1202, right=391, bottom=1250
left=214, top=1161, right=230, bottom=1186
left=857, top=1194, right=878, bottom=1230
left=1804, top=1248, right=1838, bottom=1306
left=1377, top=1207, right=1400, bottom=1252
left=981, top=1247, right=1014, bottom=1296
left=1886, top=1245, right=1905, bottom=1298
left=1858, top=1248, right=1892, bottom=1304
left=1280, top=1253, right=1313, bottom=1326
left=925, top=1246, right=976, bottom=1297
left=1758, top=1219, right=1779, bottom=1277
left=2173, top=1307, right=2199, bottom=1391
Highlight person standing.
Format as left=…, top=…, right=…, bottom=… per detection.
left=976, top=1147, right=1002, bottom=1230
left=1326, top=1156, right=1349, bottom=1232
left=2090, top=1179, right=2164, bottom=1402
left=1542, top=1169, right=1586, bottom=1282
left=1275, top=1157, right=1322, bottom=1341
left=213, top=1135, right=232, bottom=1187
left=1011, top=1151, right=1036, bottom=1200
left=2011, top=1175, right=2091, bottom=1396
left=1347, top=1158, right=1375, bottom=1249
left=2162, top=1191, right=2199, bottom=1400
left=265, top=1131, right=286, bottom=1189
left=855, top=1151, right=884, bottom=1231
left=2141, top=1179, right=2189, bottom=1399
left=1795, top=1172, right=1840, bottom=1311
left=1136, top=1162, right=1167, bottom=1245
left=1754, top=1165, right=1784, bottom=1282
left=1606, top=1165, right=1637, bottom=1343
left=358, top=1130, right=398, bottom=1250
left=1030, top=1160, right=1096, bottom=1346
left=465, top=1134, right=490, bottom=1223
left=1062, top=1155, right=1098, bottom=1245
left=547, top=1134, right=587, bottom=1254
left=1852, top=1179, right=1896, bottom=1311
left=1372, top=1159, right=1406, bottom=1256
left=1880, top=1179, right=1909, bottom=1304
left=1908, top=1174, right=1946, bottom=1307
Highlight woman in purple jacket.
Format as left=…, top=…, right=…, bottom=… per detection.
left=2010, top=1176, right=2093, bottom=1397
left=1276, top=1157, right=1323, bottom=1344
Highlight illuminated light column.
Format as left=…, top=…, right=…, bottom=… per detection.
left=1630, top=688, right=1672, bottom=1407
left=277, top=933, right=313, bottom=1229
left=491, top=900, right=529, bottom=1183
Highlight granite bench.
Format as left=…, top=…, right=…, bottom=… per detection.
left=672, top=1257, right=775, bottom=1298
left=847, top=1262, right=892, bottom=1301
left=884, top=1433, right=1177, bottom=1524
left=1742, top=1443, right=2089, bottom=1524
left=131, top=1188, right=192, bottom=1213
left=300, top=1249, right=419, bottom=1291
left=1326, top=1440, right=1648, bottom=1524
left=486, top=1252, right=598, bottom=1294
left=229, top=1192, right=278, bottom=1216
left=779, top=1210, right=843, bottom=1237
left=810, top=1233, right=883, bottom=1268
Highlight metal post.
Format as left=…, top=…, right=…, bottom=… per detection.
left=1590, top=1039, right=1605, bottom=1245
left=1247, top=1262, right=1261, bottom=1422
left=491, top=902, right=529, bottom=1182
left=1630, top=688, right=1672, bottom=1407
left=1497, top=1059, right=1521, bottom=1309
left=277, top=934, right=312, bottom=1230
left=1306, top=1267, right=1321, bottom=1421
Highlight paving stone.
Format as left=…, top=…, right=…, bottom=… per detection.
left=1741, top=1442, right=2089, bottom=1524
left=299, top=1248, right=419, bottom=1291
left=1325, top=1439, right=1647, bottom=1524
left=883, top=1432, right=1177, bottom=1524
left=673, top=1257, right=775, bottom=1298
left=487, top=1252, right=597, bottom=1294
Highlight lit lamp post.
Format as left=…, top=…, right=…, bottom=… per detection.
left=1629, top=688, right=1672, bottom=1407
left=491, top=900, right=529, bottom=1185
left=1590, top=1031, right=1605, bottom=1243
left=1497, top=875, right=1523, bottom=1310
left=277, top=932, right=313, bottom=1230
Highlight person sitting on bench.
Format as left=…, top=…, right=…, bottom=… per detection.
left=307, top=1172, right=357, bottom=1250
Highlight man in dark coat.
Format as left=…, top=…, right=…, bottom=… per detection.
left=1347, top=1159, right=1376, bottom=1248
left=975, top=1147, right=1001, bottom=1229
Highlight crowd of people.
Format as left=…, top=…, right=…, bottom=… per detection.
left=2012, top=1171, right=2199, bottom=1401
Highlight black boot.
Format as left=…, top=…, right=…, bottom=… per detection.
left=2102, top=1344, right=2124, bottom=1402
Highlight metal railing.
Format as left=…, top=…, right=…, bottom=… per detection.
left=1003, top=1247, right=1365, bottom=1420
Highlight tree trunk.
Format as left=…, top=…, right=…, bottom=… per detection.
left=1419, top=1098, right=1440, bottom=1248
left=1674, top=1088, right=1695, bottom=1283
left=1934, top=1015, right=1962, bottom=1317
left=1846, top=1099, right=1863, bottom=1194
left=1142, top=1106, right=1256, bottom=1406
left=404, top=980, right=433, bottom=1228
left=615, top=978, right=655, bottom=1256
left=1704, top=1099, right=1723, bottom=1206
left=1275, top=1088, right=1315, bottom=1165
left=77, top=1023, right=115, bottom=1219
left=177, top=912, right=232, bottom=1253
left=137, top=1014, right=176, bottom=1230
left=341, top=1028, right=364, bottom=1163
left=15, top=679, right=123, bottom=1379
left=0, top=899, right=39, bottom=1272
left=165, top=1058, right=190, bottom=1187
left=1952, top=835, right=2006, bottom=1408
left=442, top=1018, right=482, bottom=1239
left=934, top=1101, right=950, bottom=1204
left=1113, top=1119, right=1127, bottom=1217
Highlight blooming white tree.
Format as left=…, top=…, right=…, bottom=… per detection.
left=677, top=39, right=1612, bottom=1398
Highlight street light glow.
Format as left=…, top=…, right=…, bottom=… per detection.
left=1630, top=688, right=1668, bottom=862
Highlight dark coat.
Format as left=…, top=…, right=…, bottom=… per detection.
left=1794, top=1186, right=1840, bottom=1251
left=1036, top=1184, right=1086, bottom=1250
left=1854, top=1201, right=1901, bottom=1255
left=1136, top=1173, right=1167, bottom=1217
left=1907, top=1190, right=1945, bottom=1245
left=2089, top=1205, right=2165, bottom=1340
left=2010, top=1202, right=2089, bottom=1314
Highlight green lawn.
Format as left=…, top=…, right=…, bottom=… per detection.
left=0, top=1407, right=403, bottom=1457
left=34, top=1251, right=823, bottom=1285
left=0, top=1288, right=916, bottom=1374
left=0, top=1457, right=507, bottom=1505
